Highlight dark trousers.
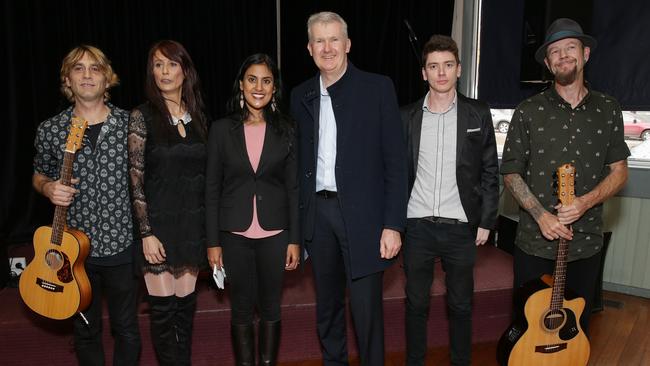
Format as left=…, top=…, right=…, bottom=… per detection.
left=73, top=262, right=141, bottom=366
left=513, top=245, right=601, bottom=333
left=221, top=231, right=288, bottom=325
left=306, top=195, right=385, bottom=366
left=403, top=218, right=476, bottom=366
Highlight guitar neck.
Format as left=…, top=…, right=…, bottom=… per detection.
left=51, top=151, right=75, bottom=246
left=550, top=234, right=569, bottom=310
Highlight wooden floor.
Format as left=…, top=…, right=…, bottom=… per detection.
left=279, top=291, right=650, bottom=366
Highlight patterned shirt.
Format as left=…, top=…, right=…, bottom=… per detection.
left=33, top=104, right=135, bottom=259
left=500, top=85, right=630, bottom=261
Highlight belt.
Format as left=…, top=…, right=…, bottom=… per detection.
left=421, top=216, right=464, bottom=225
left=316, top=190, right=338, bottom=199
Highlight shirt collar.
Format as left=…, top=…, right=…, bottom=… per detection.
left=545, top=82, right=592, bottom=109
left=170, top=111, right=192, bottom=126
left=319, top=76, right=329, bottom=97
left=422, top=90, right=457, bottom=114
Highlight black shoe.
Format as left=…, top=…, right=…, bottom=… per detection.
left=232, top=323, right=255, bottom=366
left=258, top=320, right=281, bottom=366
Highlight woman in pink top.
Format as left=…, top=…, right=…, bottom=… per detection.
left=205, top=53, right=299, bottom=366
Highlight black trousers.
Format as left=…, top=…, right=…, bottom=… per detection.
left=403, top=218, right=476, bottom=366
left=513, top=245, right=602, bottom=333
left=306, top=195, right=385, bottom=366
left=221, top=231, right=288, bottom=325
left=73, top=262, right=141, bottom=366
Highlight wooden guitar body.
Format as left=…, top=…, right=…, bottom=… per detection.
left=497, top=275, right=590, bottom=365
left=19, top=225, right=92, bottom=319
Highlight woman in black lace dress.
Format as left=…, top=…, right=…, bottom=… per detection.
left=127, top=40, right=207, bottom=365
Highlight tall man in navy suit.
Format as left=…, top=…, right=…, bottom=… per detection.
left=290, top=11, right=407, bottom=366
left=401, top=35, right=499, bottom=365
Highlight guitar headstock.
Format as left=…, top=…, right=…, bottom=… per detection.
left=65, top=117, right=88, bottom=153
left=556, top=163, right=575, bottom=206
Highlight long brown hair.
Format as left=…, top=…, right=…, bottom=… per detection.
left=145, top=40, right=207, bottom=138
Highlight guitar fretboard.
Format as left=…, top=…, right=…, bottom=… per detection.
left=550, top=164, right=575, bottom=311
left=51, top=151, right=75, bottom=246
left=551, top=237, right=569, bottom=310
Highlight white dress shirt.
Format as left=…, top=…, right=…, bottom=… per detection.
left=316, top=76, right=338, bottom=192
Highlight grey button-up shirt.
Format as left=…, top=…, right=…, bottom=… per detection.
left=408, top=92, right=467, bottom=222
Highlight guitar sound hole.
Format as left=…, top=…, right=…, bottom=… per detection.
left=543, top=309, right=566, bottom=331
left=45, top=249, right=64, bottom=271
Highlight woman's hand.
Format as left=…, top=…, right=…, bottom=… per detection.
left=285, top=244, right=300, bottom=271
left=207, top=246, right=224, bottom=270
left=142, top=235, right=166, bottom=264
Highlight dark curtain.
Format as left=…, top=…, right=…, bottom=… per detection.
left=1, top=0, right=276, bottom=243
left=589, top=0, right=650, bottom=110
left=280, top=0, right=454, bottom=106
left=2, top=0, right=454, bottom=244
left=479, top=0, right=650, bottom=110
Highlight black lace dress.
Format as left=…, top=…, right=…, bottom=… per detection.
left=128, top=103, right=207, bottom=275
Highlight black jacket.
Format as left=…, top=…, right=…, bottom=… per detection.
left=205, top=115, right=299, bottom=246
left=401, top=93, right=499, bottom=231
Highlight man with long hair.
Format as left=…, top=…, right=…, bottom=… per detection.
left=33, top=45, right=141, bottom=365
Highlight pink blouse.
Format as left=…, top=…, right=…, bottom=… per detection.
left=232, top=122, right=282, bottom=239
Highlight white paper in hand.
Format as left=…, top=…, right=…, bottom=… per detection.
left=212, top=265, right=226, bottom=289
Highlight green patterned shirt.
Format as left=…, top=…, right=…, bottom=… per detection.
left=500, top=85, right=630, bottom=261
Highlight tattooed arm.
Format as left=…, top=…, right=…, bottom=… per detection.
left=504, top=173, right=573, bottom=241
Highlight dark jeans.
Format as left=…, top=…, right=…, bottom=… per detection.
left=513, top=245, right=602, bottom=333
left=307, top=195, right=385, bottom=366
left=73, top=262, right=141, bottom=366
left=221, top=231, right=288, bottom=325
left=404, top=218, right=476, bottom=366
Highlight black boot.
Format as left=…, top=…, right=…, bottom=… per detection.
left=175, top=292, right=197, bottom=366
left=231, top=323, right=255, bottom=366
left=258, top=320, right=281, bottom=366
left=149, top=295, right=177, bottom=366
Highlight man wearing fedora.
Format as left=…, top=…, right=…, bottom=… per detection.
left=500, top=18, right=629, bottom=332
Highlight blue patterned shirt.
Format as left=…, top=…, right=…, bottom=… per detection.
left=33, top=104, right=135, bottom=259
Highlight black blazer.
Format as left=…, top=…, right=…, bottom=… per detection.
left=290, top=63, right=408, bottom=279
left=205, top=115, right=299, bottom=246
left=401, top=93, right=499, bottom=231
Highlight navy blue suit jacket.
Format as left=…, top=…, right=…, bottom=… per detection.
left=290, top=63, right=408, bottom=279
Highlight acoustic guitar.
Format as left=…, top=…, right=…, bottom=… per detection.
left=497, top=163, right=590, bottom=366
left=19, top=117, right=92, bottom=320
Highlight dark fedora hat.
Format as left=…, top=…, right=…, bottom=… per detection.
left=535, top=18, right=597, bottom=64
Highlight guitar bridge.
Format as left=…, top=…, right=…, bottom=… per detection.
left=36, top=278, right=64, bottom=292
left=534, top=343, right=567, bottom=354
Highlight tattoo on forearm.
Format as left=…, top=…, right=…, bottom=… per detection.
left=504, top=174, right=546, bottom=220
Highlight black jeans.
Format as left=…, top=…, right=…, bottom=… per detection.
left=513, top=245, right=602, bottom=333
left=221, top=231, right=288, bottom=325
left=404, top=218, right=476, bottom=366
left=73, top=262, right=141, bottom=366
left=307, top=195, right=385, bottom=366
